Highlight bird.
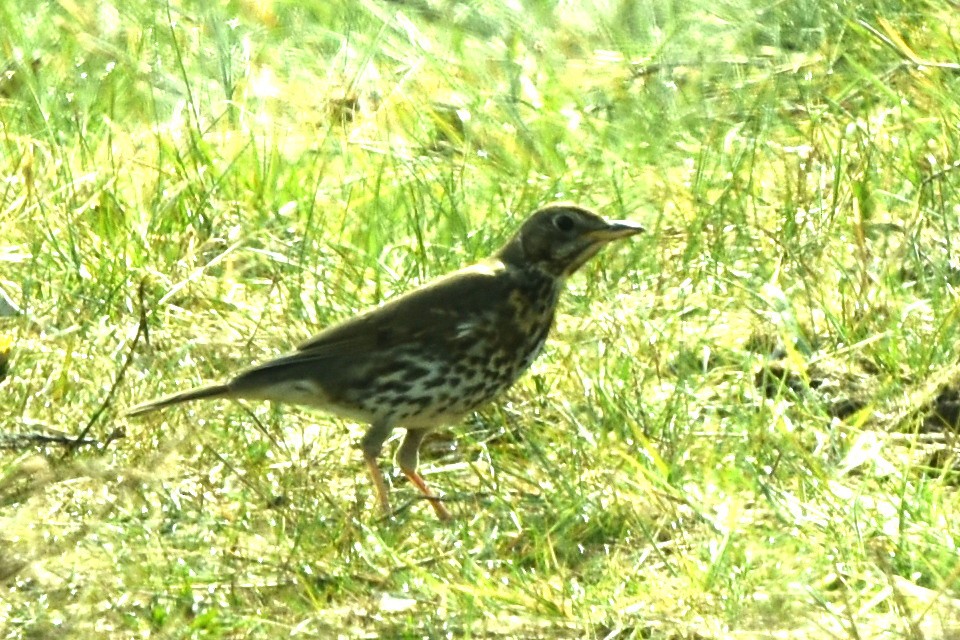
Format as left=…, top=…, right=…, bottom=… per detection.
left=126, top=204, right=644, bottom=520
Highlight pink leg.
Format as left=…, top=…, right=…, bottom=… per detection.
left=364, top=454, right=393, bottom=515
left=402, top=468, right=452, bottom=521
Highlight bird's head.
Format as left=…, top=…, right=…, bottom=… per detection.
left=497, top=204, right=644, bottom=279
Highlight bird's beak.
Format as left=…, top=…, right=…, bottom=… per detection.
left=588, top=219, right=645, bottom=243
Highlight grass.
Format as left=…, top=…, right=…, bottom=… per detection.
left=2, top=0, right=960, bottom=637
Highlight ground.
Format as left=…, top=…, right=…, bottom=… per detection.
left=1, top=1, right=959, bottom=638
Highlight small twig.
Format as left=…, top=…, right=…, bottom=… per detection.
left=102, top=426, right=127, bottom=447
left=64, top=279, right=148, bottom=456
left=0, top=431, right=98, bottom=450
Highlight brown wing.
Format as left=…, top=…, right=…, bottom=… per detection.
left=298, top=259, right=509, bottom=353
left=227, top=260, right=513, bottom=389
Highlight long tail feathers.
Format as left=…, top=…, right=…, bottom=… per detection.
left=125, top=384, right=231, bottom=417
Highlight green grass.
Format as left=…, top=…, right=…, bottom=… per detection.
left=2, top=0, right=960, bottom=637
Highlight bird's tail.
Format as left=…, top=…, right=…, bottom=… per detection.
left=125, top=384, right=231, bottom=417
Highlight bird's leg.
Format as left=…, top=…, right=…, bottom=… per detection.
left=398, top=428, right=451, bottom=521
left=361, top=421, right=394, bottom=515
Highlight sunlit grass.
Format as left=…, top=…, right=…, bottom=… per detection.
left=2, top=0, right=960, bottom=638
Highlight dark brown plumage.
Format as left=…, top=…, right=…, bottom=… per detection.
left=127, top=204, right=643, bottom=519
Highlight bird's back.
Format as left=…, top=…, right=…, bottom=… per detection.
left=228, top=259, right=561, bottom=427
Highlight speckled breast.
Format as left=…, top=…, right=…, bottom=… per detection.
left=358, top=270, right=561, bottom=428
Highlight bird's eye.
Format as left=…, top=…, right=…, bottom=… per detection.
left=554, top=213, right=575, bottom=232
